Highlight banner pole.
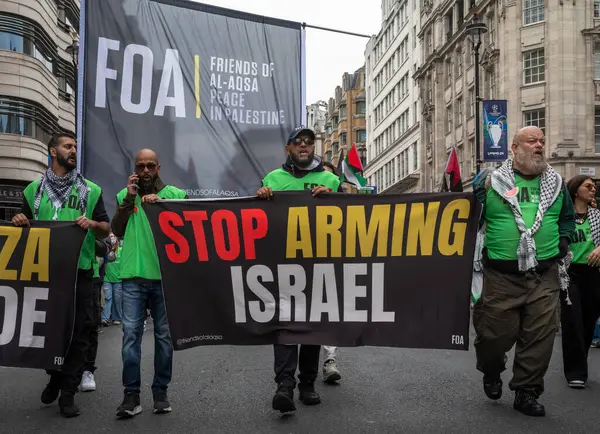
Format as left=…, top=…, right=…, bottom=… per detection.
left=76, top=0, right=86, bottom=174
left=301, top=26, right=307, bottom=125
left=302, top=23, right=372, bottom=39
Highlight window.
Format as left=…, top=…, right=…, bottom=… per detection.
left=488, top=13, right=496, bottom=46
left=447, top=106, right=453, bottom=132
left=469, top=138, right=475, bottom=173
left=412, top=142, right=418, bottom=171
left=356, top=101, right=366, bottom=115
left=523, top=0, right=544, bottom=25
left=0, top=31, right=54, bottom=72
left=523, top=49, right=545, bottom=84
left=456, top=97, right=463, bottom=125
left=0, top=99, right=55, bottom=145
left=596, top=107, right=600, bottom=153
left=340, top=133, right=347, bottom=147
left=595, top=44, right=600, bottom=80
left=446, top=58, right=452, bottom=87
left=456, top=47, right=463, bottom=77
left=596, top=0, right=600, bottom=18
left=523, top=109, right=546, bottom=134
left=468, top=89, right=475, bottom=117
left=356, top=130, right=366, bottom=143
left=340, top=104, right=347, bottom=119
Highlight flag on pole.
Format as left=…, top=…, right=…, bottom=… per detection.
left=441, top=146, right=463, bottom=192
left=341, top=144, right=367, bottom=188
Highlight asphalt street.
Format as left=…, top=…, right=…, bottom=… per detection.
left=1, top=324, right=599, bottom=434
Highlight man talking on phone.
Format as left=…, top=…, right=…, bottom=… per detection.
left=111, top=149, right=187, bottom=418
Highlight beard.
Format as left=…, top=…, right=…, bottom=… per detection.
left=57, top=153, right=76, bottom=171
left=513, top=146, right=547, bottom=175
left=290, top=151, right=315, bottom=169
left=139, top=174, right=157, bottom=194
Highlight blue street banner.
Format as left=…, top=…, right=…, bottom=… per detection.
left=482, top=100, right=508, bottom=162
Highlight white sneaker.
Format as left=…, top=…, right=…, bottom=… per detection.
left=323, top=360, right=341, bottom=384
left=80, top=371, right=96, bottom=392
left=568, top=380, right=585, bottom=389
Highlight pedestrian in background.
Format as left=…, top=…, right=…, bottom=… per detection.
left=560, top=175, right=600, bottom=388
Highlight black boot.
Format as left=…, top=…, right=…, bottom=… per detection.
left=41, top=376, right=60, bottom=405
left=58, top=393, right=80, bottom=418
left=298, top=382, right=321, bottom=406
left=513, top=390, right=545, bottom=417
left=272, top=384, right=296, bottom=413
left=483, top=375, right=502, bottom=400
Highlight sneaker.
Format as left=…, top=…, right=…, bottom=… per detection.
left=116, top=392, right=142, bottom=418
left=101, top=320, right=110, bottom=327
left=568, top=380, right=585, bottom=389
left=59, top=393, right=80, bottom=418
left=153, top=392, right=172, bottom=414
left=113, top=320, right=122, bottom=325
left=80, top=371, right=96, bottom=392
left=272, top=384, right=296, bottom=413
left=483, top=375, right=503, bottom=400
left=41, top=378, right=60, bottom=404
left=323, top=359, right=341, bottom=384
left=298, top=383, right=321, bottom=406
left=513, top=390, right=545, bottom=417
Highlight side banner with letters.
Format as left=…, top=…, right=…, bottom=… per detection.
left=143, top=192, right=480, bottom=351
left=0, top=222, right=86, bottom=370
left=82, top=0, right=303, bottom=217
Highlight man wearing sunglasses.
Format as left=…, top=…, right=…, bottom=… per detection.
left=111, top=149, right=187, bottom=419
left=256, top=126, right=342, bottom=413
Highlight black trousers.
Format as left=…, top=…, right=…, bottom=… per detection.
left=83, top=280, right=102, bottom=373
left=561, top=264, right=600, bottom=382
left=46, top=269, right=98, bottom=395
left=273, top=344, right=320, bottom=388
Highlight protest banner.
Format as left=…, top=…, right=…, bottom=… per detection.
left=81, top=0, right=304, bottom=216
left=144, top=192, right=480, bottom=351
left=0, top=222, right=85, bottom=370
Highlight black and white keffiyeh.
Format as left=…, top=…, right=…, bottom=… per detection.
left=33, top=168, right=89, bottom=220
left=588, top=207, right=600, bottom=249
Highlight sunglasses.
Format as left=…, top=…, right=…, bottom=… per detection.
left=289, top=137, right=315, bottom=146
left=136, top=162, right=158, bottom=171
left=582, top=183, right=597, bottom=191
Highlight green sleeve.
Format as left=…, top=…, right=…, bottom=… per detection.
left=558, top=181, right=576, bottom=243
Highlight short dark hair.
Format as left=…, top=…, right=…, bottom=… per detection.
left=47, top=132, right=76, bottom=151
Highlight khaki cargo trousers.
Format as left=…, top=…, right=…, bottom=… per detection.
left=473, top=262, right=560, bottom=397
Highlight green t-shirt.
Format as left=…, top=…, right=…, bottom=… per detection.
left=262, top=168, right=341, bottom=192
left=485, top=174, right=563, bottom=260
left=23, top=179, right=102, bottom=271
left=104, top=243, right=122, bottom=283
left=571, top=219, right=595, bottom=265
left=117, top=185, right=187, bottom=281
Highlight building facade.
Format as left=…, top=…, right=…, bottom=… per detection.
left=322, top=67, right=367, bottom=169
left=416, top=0, right=600, bottom=192
left=306, top=101, right=328, bottom=157
left=0, top=0, right=79, bottom=220
left=364, top=0, right=422, bottom=194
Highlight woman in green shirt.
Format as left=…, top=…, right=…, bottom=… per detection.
left=561, top=175, right=600, bottom=389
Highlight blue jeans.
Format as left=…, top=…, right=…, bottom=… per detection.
left=102, top=282, right=123, bottom=322
left=122, top=280, right=173, bottom=394
left=594, top=319, right=600, bottom=341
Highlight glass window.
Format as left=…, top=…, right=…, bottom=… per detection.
left=356, top=130, right=366, bottom=143
left=356, top=101, right=366, bottom=114
left=595, top=107, right=600, bottom=153
left=523, top=49, right=545, bottom=84
left=0, top=101, right=53, bottom=144
left=523, top=0, right=544, bottom=25
left=523, top=109, right=546, bottom=134
left=0, top=31, right=54, bottom=72
left=340, top=105, right=347, bottom=119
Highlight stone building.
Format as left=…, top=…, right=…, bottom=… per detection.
left=322, top=67, right=367, bottom=168
left=415, top=0, right=600, bottom=192
left=0, top=0, right=79, bottom=219
left=364, top=0, right=422, bottom=194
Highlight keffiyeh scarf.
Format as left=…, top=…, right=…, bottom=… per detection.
left=33, top=168, right=89, bottom=220
left=473, top=159, right=571, bottom=302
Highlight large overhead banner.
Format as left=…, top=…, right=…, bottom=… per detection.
left=81, top=0, right=304, bottom=215
left=143, top=192, right=480, bottom=351
left=0, top=222, right=86, bottom=370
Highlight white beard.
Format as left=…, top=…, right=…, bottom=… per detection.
left=513, top=147, right=547, bottom=176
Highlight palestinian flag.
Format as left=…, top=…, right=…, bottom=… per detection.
left=441, top=146, right=463, bottom=192
left=340, top=144, right=366, bottom=188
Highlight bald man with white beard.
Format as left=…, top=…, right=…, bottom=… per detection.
left=472, top=126, right=575, bottom=417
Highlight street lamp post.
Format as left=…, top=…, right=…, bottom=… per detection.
left=465, top=13, right=487, bottom=175
left=66, top=35, right=79, bottom=131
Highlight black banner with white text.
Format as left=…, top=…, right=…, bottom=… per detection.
left=144, top=192, right=480, bottom=351
left=0, top=222, right=85, bottom=370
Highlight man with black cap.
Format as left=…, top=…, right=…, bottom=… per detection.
left=256, top=125, right=342, bottom=413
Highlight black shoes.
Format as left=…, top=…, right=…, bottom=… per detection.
left=116, top=392, right=142, bottom=419
left=483, top=375, right=503, bottom=400
left=298, top=383, right=321, bottom=406
left=153, top=392, right=172, bottom=414
left=41, top=380, right=60, bottom=405
left=58, top=393, right=80, bottom=418
left=513, top=390, right=545, bottom=417
left=272, top=385, right=296, bottom=413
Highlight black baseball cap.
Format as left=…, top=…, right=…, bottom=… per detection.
left=287, top=126, right=315, bottom=144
